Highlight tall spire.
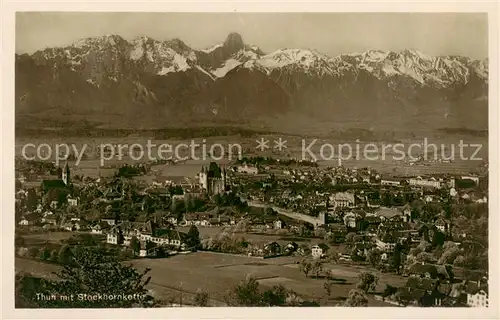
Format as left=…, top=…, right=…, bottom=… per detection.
left=62, top=159, right=70, bottom=185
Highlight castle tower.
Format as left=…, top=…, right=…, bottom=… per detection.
left=62, top=161, right=70, bottom=185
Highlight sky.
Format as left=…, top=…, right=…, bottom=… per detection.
left=16, top=12, right=488, bottom=59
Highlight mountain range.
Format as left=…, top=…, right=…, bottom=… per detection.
left=15, top=32, right=488, bottom=134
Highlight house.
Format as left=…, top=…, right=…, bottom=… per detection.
left=343, top=212, right=358, bottom=229
left=311, top=243, right=329, bottom=259
left=264, top=242, right=281, bottom=256
left=352, top=242, right=372, bottom=258
left=327, top=224, right=347, bottom=243
left=18, top=217, right=30, bottom=226
left=208, top=216, right=231, bottom=226
left=399, top=204, right=412, bottom=222
left=330, top=192, right=355, bottom=209
left=449, top=188, right=458, bottom=197
left=62, top=222, right=76, bottom=231
left=461, top=175, right=479, bottom=185
left=101, top=217, right=117, bottom=226
left=409, top=177, right=441, bottom=189
left=375, top=238, right=396, bottom=253
left=166, top=216, right=178, bottom=225
left=107, top=220, right=188, bottom=249
left=474, top=196, right=488, bottom=204
left=183, top=212, right=212, bottom=226
left=273, top=218, right=285, bottom=229
left=67, top=197, right=79, bottom=206
left=50, top=200, right=59, bottom=209
left=466, top=282, right=489, bottom=307
left=18, top=214, right=40, bottom=226
left=401, top=276, right=443, bottom=306
left=74, top=221, right=89, bottom=231
left=91, top=222, right=111, bottom=234
left=237, top=163, right=259, bottom=175
left=408, top=263, right=439, bottom=279
left=375, top=207, right=402, bottom=221
left=381, top=179, right=401, bottom=187
left=139, top=242, right=156, bottom=257
left=41, top=216, right=58, bottom=226
left=284, top=242, right=299, bottom=254
left=434, top=218, right=450, bottom=234
left=42, top=210, right=54, bottom=217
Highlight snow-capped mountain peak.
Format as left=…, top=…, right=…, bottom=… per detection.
left=72, top=34, right=126, bottom=49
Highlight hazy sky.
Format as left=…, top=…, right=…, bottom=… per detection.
left=16, top=12, right=488, bottom=59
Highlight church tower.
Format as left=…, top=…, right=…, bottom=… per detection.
left=62, top=161, right=71, bottom=185
left=199, top=166, right=208, bottom=190
left=221, top=165, right=227, bottom=191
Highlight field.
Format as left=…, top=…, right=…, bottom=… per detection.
left=16, top=250, right=408, bottom=307
left=20, top=231, right=80, bottom=244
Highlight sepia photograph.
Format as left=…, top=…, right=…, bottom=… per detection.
left=5, top=7, right=497, bottom=316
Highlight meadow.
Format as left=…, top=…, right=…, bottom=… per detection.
left=16, top=250, right=407, bottom=307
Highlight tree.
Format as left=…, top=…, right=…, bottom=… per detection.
left=39, top=248, right=51, bottom=261
left=186, top=225, right=201, bottom=249
left=345, top=232, right=356, bottom=243
left=392, top=244, right=403, bottom=271
left=15, top=235, right=25, bottom=247
left=344, top=289, right=368, bottom=307
left=299, top=259, right=313, bottom=278
left=27, top=247, right=39, bottom=258
left=357, top=272, right=378, bottom=293
left=261, top=285, right=287, bottom=306
left=58, top=245, right=73, bottom=265
left=394, top=290, right=411, bottom=306
left=298, top=244, right=311, bottom=256
left=16, top=247, right=155, bottom=307
left=416, top=252, right=434, bottom=264
left=325, top=250, right=339, bottom=264
left=453, top=255, right=466, bottom=267
left=438, top=243, right=461, bottom=265
left=382, top=284, right=398, bottom=298
left=194, top=289, right=209, bottom=307
left=228, top=276, right=262, bottom=306
left=367, top=248, right=382, bottom=268
left=156, top=246, right=167, bottom=258
left=50, top=249, right=59, bottom=262
left=323, top=279, right=334, bottom=297
left=432, top=230, right=446, bottom=247
left=311, top=260, right=323, bottom=279
left=130, top=236, right=140, bottom=255
left=145, top=240, right=156, bottom=251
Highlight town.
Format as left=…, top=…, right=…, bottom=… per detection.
left=15, top=154, right=489, bottom=307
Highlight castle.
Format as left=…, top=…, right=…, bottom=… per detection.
left=198, top=162, right=227, bottom=195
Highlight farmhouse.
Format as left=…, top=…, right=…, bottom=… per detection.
left=311, top=243, right=329, bottom=259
